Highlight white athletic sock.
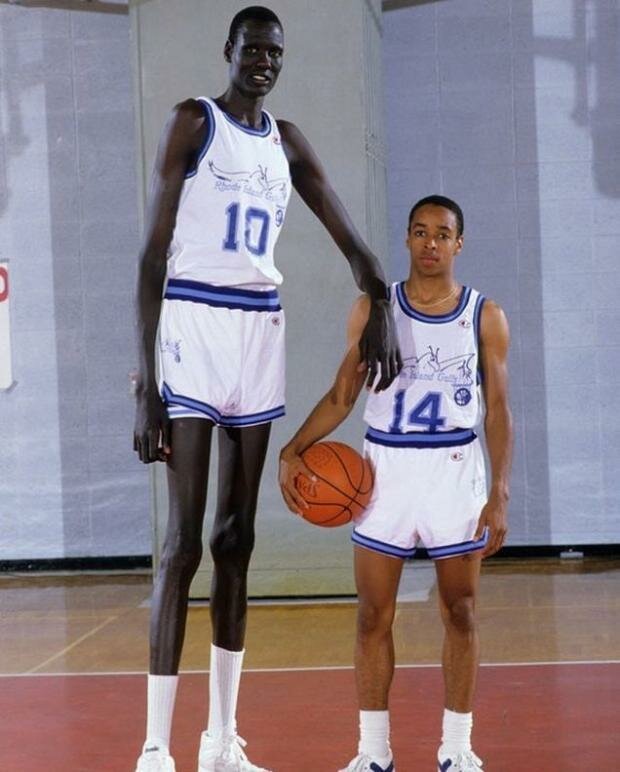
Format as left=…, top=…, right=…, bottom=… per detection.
left=145, top=674, right=179, bottom=752
left=439, top=708, right=473, bottom=754
left=207, top=644, right=245, bottom=738
left=358, top=710, right=391, bottom=762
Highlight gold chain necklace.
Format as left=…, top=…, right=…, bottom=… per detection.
left=409, top=284, right=460, bottom=308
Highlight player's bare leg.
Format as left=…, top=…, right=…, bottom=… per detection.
left=136, top=418, right=214, bottom=771
left=199, top=422, right=272, bottom=772
left=435, top=551, right=483, bottom=771
left=354, top=545, right=404, bottom=709
left=435, top=551, right=482, bottom=711
left=209, top=423, right=271, bottom=649
left=338, top=546, right=403, bottom=771
left=150, top=418, right=214, bottom=672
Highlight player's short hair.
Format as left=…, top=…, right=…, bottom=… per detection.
left=228, top=6, right=283, bottom=44
left=408, top=195, right=464, bottom=237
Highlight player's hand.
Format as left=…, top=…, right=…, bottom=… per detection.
left=358, top=299, right=402, bottom=392
left=133, top=389, right=172, bottom=464
left=474, top=491, right=508, bottom=557
left=278, top=448, right=316, bottom=516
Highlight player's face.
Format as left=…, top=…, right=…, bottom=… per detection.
left=225, top=21, right=284, bottom=99
left=406, top=205, right=463, bottom=276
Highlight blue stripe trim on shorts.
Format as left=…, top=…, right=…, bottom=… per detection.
left=164, top=279, right=281, bottom=312
left=162, top=383, right=285, bottom=426
left=352, top=530, right=416, bottom=559
left=427, top=527, right=489, bottom=559
left=365, top=426, right=477, bottom=448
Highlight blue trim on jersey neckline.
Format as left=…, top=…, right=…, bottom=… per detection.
left=396, top=282, right=471, bottom=323
left=211, top=98, right=272, bottom=137
left=185, top=99, right=216, bottom=179
left=165, top=279, right=281, bottom=312
left=162, top=383, right=285, bottom=426
left=365, top=426, right=476, bottom=448
left=352, top=530, right=416, bottom=559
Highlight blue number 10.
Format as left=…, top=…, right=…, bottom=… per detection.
left=223, top=203, right=270, bottom=257
left=389, top=390, right=446, bottom=433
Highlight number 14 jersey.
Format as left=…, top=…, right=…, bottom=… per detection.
left=364, top=283, right=486, bottom=435
left=167, top=97, right=291, bottom=288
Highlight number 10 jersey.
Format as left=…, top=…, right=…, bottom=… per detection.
left=167, top=97, right=292, bottom=288
left=364, top=282, right=486, bottom=437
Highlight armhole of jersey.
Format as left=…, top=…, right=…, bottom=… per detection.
left=185, top=99, right=215, bottom=179
left=473, top=293, right=486, bottom=385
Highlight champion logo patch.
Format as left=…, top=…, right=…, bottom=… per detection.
left=450, top=450, right=464, bottom=462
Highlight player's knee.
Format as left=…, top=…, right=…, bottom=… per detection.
left=160, top=530, right=203, bottom=582
left=444, top=595, right=476, bottom=635
left=357, top=599, right=395, bottom=638
left=209, top=515, right=255, bottom=567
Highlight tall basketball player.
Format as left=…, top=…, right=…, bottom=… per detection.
left=280, top=196, right=513, bottom=772
left=132, top=7, right=401, bottom=772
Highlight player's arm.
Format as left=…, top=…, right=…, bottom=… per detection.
left=279, top=295, right=370, bottom=514
left=473, top=300, right=513, bottom=557
left=277, top=119, right=401, bottom=392
left=133, top=100, right=207, bottom=464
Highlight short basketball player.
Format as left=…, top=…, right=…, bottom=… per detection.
left=132, top=6, right=401, bottom=772
left=280, top=196, right=513, bottom=772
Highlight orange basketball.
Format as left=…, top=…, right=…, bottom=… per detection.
left=295, top=441, right=374, bottom=527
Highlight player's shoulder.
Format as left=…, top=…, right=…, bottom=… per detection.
left=275, top=119, right=309, bottom=160
left=163, top=99, right=211, bottom=152
left=478, top=296, right=509, bottom=342
left=345, top=294, right=371, bottom=345
left=480, top=297, right=506, bottom=321
left=349, top=294, right=372, bottom=326
left=171, top=98, right=209, bottom=122
left=275, top=118, right=298, bottom=136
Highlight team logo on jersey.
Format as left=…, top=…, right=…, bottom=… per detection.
left=454, top=387, right=472, bottom=406
left=208, top=161, right=288, bottom=204
left=450, top=450, right=464, bottom=462
left=273, top=134, right=281, bottom=145
left=458, top=317, right=471, bottom=328
left=400, top=346, right=474, bottom=389
left=275, top=208, right=284, bottom=226
left=161, top=339, right=182, bottom=363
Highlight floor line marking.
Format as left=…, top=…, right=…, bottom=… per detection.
left=4, top=659, right=619, bottom=678
left=26, top=616, right=118, bottom=674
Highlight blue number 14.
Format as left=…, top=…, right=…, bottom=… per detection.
left=389, top=390, right=446, bottom=433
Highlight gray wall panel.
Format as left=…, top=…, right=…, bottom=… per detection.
left=0, top=1, right=148, bottom=560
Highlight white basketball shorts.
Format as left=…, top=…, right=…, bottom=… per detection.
left=157, top=279, right=285, bottom=427
left=352, top=426, right=488, bottom=560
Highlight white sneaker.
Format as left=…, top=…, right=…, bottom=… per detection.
left=135, top=745, right=176, bottom=771
left=437, top=749, right=483, bottom=771
left=338, top=753, right=395, bottom=772
left=198, top=731, right=271, bottom=771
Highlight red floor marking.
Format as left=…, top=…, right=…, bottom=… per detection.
left=1, top=664, right=618, bottom=771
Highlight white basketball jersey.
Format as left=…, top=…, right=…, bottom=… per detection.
left=167, top=97, right=292, bottom=287
left=364, top=282, right=486, bottom=434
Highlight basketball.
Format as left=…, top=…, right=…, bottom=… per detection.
left=295, top=441, right=374, bottom=527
